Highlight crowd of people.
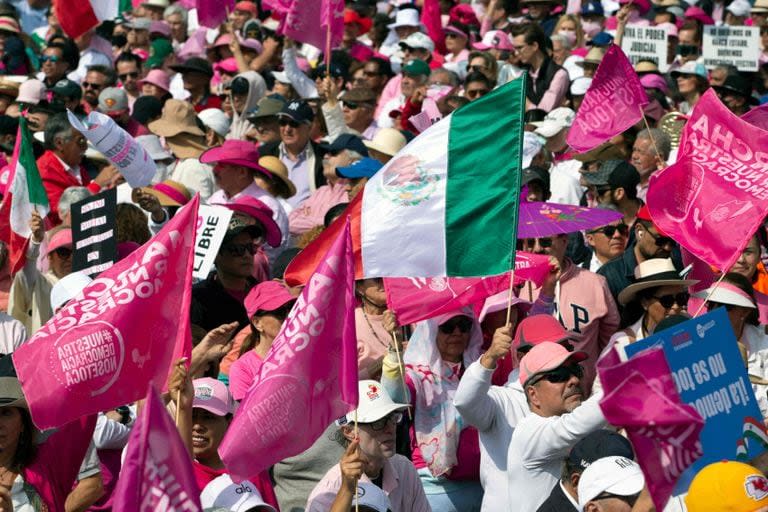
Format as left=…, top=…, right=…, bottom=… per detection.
left=0, top=0, right=767, bottom=510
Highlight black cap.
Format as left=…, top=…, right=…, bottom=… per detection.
left=169, top=57, right=214, bottom=77
left=584, top=160, right=640, bottom=192
left=321, top=133, right=369, bottom=156
left=522, top=166, right=550, bottom=191
left=713, top=73, right=758, bottom=105
left=277, top=100, right=314, bottom=124
left=567, top=430, right=635, bottom=470
left=51, top=78, right=82, bottom=100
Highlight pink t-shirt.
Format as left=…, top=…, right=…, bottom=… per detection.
left=229, top=350, right=264, bottom=401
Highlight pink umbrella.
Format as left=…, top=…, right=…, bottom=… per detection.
left=517, top=202, right=623, bottom=239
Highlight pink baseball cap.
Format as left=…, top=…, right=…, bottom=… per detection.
left=514, top=314, right=576, bottom=351
left=46, top=228, right=73, bottom=256
left=519, top=342, right=588, bottom=386
left=655, top=21, right=678, bottom=38
left=214, top=57, right=239, bottom=74
left=149, top=20, right=171, bottom=37
left=244, top=280, right=295, bottom=318
left=213, top=33, right=233, bottom=48
left=640, top=73, right=669, bottom=95
left=193, top=378, right=236, bottom=416
left=138, top=69, right=171, bottom=93
left=214, top=196, right=282, bottom=248
left=473, top=30, right=513, bottom=51
left=478, top=290, right=531, bottom=323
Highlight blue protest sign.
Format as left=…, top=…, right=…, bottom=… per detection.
left=625, top=308, right=768, bottom=493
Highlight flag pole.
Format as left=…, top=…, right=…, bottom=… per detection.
left=175, top=389, right=181, bottom=426
left=639, top=105, right=662, bottom=160
left=506, top=73, right=527, bottom=325
left=354, top=410, right=359, bottom=512
left=693, top=271, right=728, bottom=317
left=325, top=18, right=332, bottom=75
left=391, top=332, right=412, bottom=420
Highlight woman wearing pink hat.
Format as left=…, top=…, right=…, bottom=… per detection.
left=138, top=68, right=171, bottom=101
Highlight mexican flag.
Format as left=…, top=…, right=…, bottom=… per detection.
left=283, top=76, right=526, bottom=285
left=360, top=75, right=526, bottom=277
left=53, top=0, right=132, bottom=40
left=0, top=116, right=49, bottom=274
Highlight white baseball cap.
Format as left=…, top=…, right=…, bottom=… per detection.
left=531, top=107, right=576, bottom=138
left=399, top=32, right=435, bottom=53
left=201, top=474, right=276, bottom=512
left=578, top=456, right=646, bottom=510
left=355, top=482, right=391, bottom=512
left=198, top=109, right=232, bottom=138
left=570, top=76, right=593, bottom=97
left=340, top=380, right=409, bottom=424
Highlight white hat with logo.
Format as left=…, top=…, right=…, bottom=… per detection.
left=340, top=380, right=409, bottom=424
left=201, top=474, right=276, bottom=512
left=578, top=456, right=646, bottom=510
left=355, top=482, right=392, bottom=512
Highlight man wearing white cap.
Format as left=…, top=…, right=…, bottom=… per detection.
left=306, top=380, right=429, bottom=512
left=201, top=474, right=277, bottom=512
left=530, top=107, right=583, bottom=206
left=577, top=456, right=646, bottom=511
left=506, top=342, right=607, bottom=510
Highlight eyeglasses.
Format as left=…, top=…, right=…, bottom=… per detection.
left=529, top=364, right=583, bottom=386
left=222, top=241, right=261, bottom=257
left=82, top=81, right=104, bottom=90
left=653, top=292, right=690, bottom=309
left=594, top=492, right=641, bottom=507
left=118, top=72, right=140, bottom=81
left=466, top=64, right=488, bottom=73
left=466, top=88, right=490, bottom=99
left=588, top=223, right=629, bottom=238
left=52, top=247, right=73, bottom=259
left=40, top=55, right=61, bottom=63
left=342, top=101, right=360, bottom=110
left=438, top=316, right=473, bottom=334
left=517, top=238, right=553, bottom=251
left=643, top=227, right=676, bottom=248
left=361, top=412, right=403, bottom=431
left=279, top=118, right=301, bottom=128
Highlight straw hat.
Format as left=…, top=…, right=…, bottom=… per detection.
left=258, top=156, right=296, bottom=198
left=617, top=258, right=698, bottom=305
left=577, top=46, right=606, bottom=67
left=0, top=78, right=18, bottom=98
left=135, top=180, right=191, bottom=207
left=148, top=99, right=205, bottom=138
left=363, top=128, right=407, bottom=157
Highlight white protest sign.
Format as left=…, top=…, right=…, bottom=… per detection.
left=193, top=205, right=233, bottom=279
left=702, top=26, right=760, bottom=72
left=621, top=25, right=669, bottom=73
left=67, top=111, right=156, bottom=188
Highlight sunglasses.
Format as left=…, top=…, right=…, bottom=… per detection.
left=595, top=492, right=641, bottom=507
left=438, top=316, right=473, bottom=334
left=706, top=301, right=736, bottom=312
left=653, top=292, right=690, bottom=309
left=644, top=227, right=676, bottom=247
left=119, top=71, right=139, bottom=81
left=517, top=237, right=553, bottom=250
left=589, top=224, right=629, bottom=238
left=278, top=118, right=301, bottom=128
left=40, top=55, right=61, bottom=63
left=529, top=364, right=584, bottom=386
left=342, top=101, right=360, bottom=110
left=361, top=412, right=403, bottom=431
left=82, top=81, right=104, bottom=90
left=222, top=241, right=261, bottom=257
left=52, top=247, right=73, bottom=259
left=466, top=64, right=488, bottom=73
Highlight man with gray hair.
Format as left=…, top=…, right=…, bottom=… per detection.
left=38, top=113, right=117, bottom=225
left=631, top=128, right=670, bottom=202
left=57, top=186, right=92, bottom=226
left=163, top=4, right=188, bottom=47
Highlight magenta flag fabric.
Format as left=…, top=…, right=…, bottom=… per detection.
left=646, top=89, right=768, bottom=271
left=219, top=220, right=358, bottom=480
left=598, top=347, right=704, bottom=511
left=384, top=252, right=551, bottom=324
left=196, top=0, right=235, bottom=28
left=112, top=385, right=202, bottom=512
left=279, top=0, right=343, bottom=50
left=566, top=44, right=648, bottom=152
left=13, top=196, right=199, bottom=430
left=742, top=104, right=768, bottom=131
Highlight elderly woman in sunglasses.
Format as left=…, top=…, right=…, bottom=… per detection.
left=610, top=258, right=698, bottom=356
left=381, top=309, right=485, bottom=512
left=693, top=272, right=768, bottom=418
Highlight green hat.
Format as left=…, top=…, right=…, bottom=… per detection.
left=402, top=59, right=430, bottom=77
left=146, top=38, right=173, bottom=69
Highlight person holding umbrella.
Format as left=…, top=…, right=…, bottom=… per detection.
left=517, top=202, right=621, bottom=392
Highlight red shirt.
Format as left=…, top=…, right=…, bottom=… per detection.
left=192, top=94, right=223, bottom=113
left=37, top=150, right=101, bottom=225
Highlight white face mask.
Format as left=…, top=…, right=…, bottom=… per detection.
left=557, top=29, right=577, bottom=46
left=581, top=19, right=602, bottom=38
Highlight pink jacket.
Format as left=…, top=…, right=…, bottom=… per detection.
left=288, top=182, right=348, bottom=237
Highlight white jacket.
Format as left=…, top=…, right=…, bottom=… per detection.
left=454, top=361, right=529, bottom=512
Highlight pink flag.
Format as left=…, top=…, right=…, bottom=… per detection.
left=13, top=196, right=199, bottom=430
left=281, top=0, right=343, bottom=51
left=219, top=220, right=358, bottom=480
left=566, top=44, right=648, bottom=152
left=742, top=104, right=768, bottom=131
left=196, top=0, right=235, bottom=28
left=384, top=252, right=551, bottom=325
left=113, top=385, right=202, bottom=512
left=646, top=89, right=768, bottom=271
left=598, top=347, right=704, bottom=511
left=422, top=0, right=447, bottom=55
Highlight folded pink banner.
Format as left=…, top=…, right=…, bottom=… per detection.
left=742, top=104, right=768, bottom=131
left=384, top=251, right=551, bottom=324
left=646, top=89, right=768, bottom=271
left=280, top=0, right=343, bottom=50
left=598, top=346, right=704, bottom=511
left=219, top=220, right=358, bottom=480
left=566, top=44, right=648, bottom=152
left=13, top=196, right=199, bottom=430
left=113, top=385, right=202, bottom=512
